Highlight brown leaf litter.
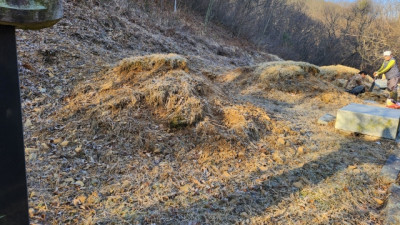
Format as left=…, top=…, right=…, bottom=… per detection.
left=19, top=1, right=396, bottom=224
left=24, top=53, right=395, bottom=224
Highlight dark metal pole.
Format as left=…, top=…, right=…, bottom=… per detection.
left=0, top=25, right=30, bottom=225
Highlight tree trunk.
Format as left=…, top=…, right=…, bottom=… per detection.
left=174, top=0, right=177, bottom=13
left=205, top=0, right=215, bottom=26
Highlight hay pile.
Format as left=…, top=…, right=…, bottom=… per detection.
left=320, top=65, right=387, bottom=103
left=220, top=61, right=330, bottom=94
left=219, top=60, right=361, bottom=107
left=256, top=61, right=322, bottom=93
left=63, top=54, right=205, bottom=128
left=319, top=65, right=375, bottom=88
left=319, top=64, right=361, bottom=80
left=59, top=54, right=277, bottom=148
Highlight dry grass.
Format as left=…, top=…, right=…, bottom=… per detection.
left=256, top=61, right=324, bottom=94
left=221, top=61, right=331, bottom=95
left=219, top=60, right=371, bottom=109
left=25, top=56, right=395, bottom=225
left=20, top=9, right=395, bottom=222
left=25, top=56, right=392, bottom=225
left=256, top=61, right=320, bottom=79
left=63, top=54, right=211, bottom=129
left=115, top=53, right=189, bottom=77
left=16, top=0, right=395, bottom=224
left=222, top=104, right=272, bottom=140
left=319, top=64, right=361, bottom=80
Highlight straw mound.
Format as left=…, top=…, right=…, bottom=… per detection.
left=218, top=60, right=363, bottom=108
left=63, top=54, right=209, bottom=129
left=256, top=61, right=324, bottom=93
left=319, top=64, right=360, bottom=80
left=221, top=61, right=340, bottom=96
left=256, top=61, right=320, bottom=78
left=60, top=54, right=276, bottom=145
left=115, top=54, right=188, bottom=78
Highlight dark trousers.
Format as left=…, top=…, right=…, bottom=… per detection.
left=388, top=77, right=399, bottom=101
left=346, top=85, right=365, bottom=95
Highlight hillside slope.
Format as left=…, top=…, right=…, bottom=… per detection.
left=18, top=1, right=395, bottom=224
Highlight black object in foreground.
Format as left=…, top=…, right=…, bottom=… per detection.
left=0, top=1, right=63, bottom=224
left=369, top=76, right=376, bottom=92
left=0, top=25, right=30, bottom=225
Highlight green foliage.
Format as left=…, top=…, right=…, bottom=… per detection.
left=169, top=115, right=188, bottom=129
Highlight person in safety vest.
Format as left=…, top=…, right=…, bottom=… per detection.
left=373, top=51, right=400, bottom=105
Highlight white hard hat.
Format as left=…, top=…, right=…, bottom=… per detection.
left=384, top=51, right=392, bottom=56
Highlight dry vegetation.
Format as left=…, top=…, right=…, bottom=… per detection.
left=187, top=0, right=400, bottom=71
left=16, top=0, right=400, bottom=224
left=319, top=65, right=361, bottom=80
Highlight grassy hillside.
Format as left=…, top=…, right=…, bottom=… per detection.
left=18, top=1, right=395, bottom=224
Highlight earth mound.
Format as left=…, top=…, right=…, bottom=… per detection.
left=219, top=60, right=361, bottom=106
left=319, top=64, right=361, bottom=80
left=59, top=54, right=277, bottom=148
left=255, top=61, right=321, bottom=93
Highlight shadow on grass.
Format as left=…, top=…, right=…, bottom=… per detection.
left=133, top=137, right=391, bottom=224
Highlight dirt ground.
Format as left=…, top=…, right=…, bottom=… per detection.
left=17, top=1, right=399, bottom=224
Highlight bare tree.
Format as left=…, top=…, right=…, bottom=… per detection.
left=205, top=0, right=215, bottom=26
left=174, top=0, right=177, bottom=12
left=159, top=0, right=400, bottom=70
